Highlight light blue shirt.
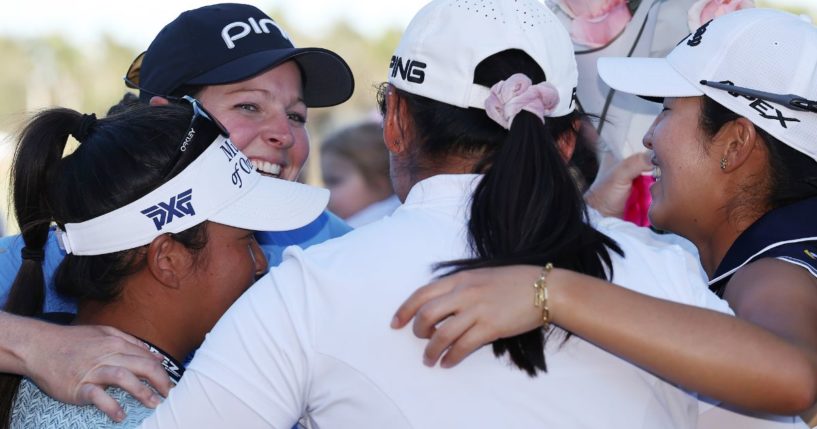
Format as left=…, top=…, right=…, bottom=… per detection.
left=0, top=210, right=350, bottom=313
left=12, top=378, right=154, bottom=429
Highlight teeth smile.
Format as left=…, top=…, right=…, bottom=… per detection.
left=653, top=165, right=662, bottom=181
left=250, top=159, right=283, bottom=178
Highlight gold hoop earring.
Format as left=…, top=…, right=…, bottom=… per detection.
left=720, top=158, right=728, bottom=170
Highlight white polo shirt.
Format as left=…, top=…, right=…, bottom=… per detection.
left=140, top=174, right=731, bottom=429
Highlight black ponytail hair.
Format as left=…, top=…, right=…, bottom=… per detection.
left=0, top=102, right=208, bottom=427
left=380, top=49, right=622, bottom=376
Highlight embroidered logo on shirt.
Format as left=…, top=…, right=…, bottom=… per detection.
left=141, top=189, right=196, bottom=231
left=804, top=249, right=817, bottom=260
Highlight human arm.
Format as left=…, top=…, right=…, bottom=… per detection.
left=392, top=264, right=817, bottom=414
left=583, top=151, right=653, bottom=218
left=0, top=312, right=171, bottom=422
left=725, top=258, right=817, bottom=421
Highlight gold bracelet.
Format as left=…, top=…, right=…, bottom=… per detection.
left=533, top=263, right=554, bottom=330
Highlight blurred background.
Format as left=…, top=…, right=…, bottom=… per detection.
left=0, top=0, right=814, bottom=233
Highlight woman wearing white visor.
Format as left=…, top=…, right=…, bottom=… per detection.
left=0, top=98, right=328, bottom=428
left=394, top=8, right=817, bottom=427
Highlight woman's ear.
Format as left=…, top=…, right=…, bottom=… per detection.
left=148, top=96, right=171, bottom=106
left=716, top=117, right=760, bottom=173
left=557, top=119, right=579, bottom=163
left=146, top=234, right=194, bottom=289
left=383, top=86, right=413, bottom=156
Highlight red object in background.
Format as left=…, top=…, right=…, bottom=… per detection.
left=623, top=175, right=654, bottom=227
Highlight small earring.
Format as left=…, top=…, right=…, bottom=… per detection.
left=720, top=158, right=728, bottom=170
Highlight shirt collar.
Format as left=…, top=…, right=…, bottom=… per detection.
left=402, top=174, right=481, bottom=209
left=709, top=196, right=817, bottom=288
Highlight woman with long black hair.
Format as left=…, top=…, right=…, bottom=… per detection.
left=1, top=99, right=328, bottom=428
left=393, top=8, right=817, bottom=428
left=139, top=1, right=740, bottom=427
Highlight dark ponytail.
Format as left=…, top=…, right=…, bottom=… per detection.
left=0, top=109, right=80, bottom=428
left=4, top=109, right=79, bottom=317
left=457, top=51, right=622, bottom=376
left=0, top=102, right=208, bottom=426
left=458, top=107, right=621, bottom=376
left=381, top=49, right=623, bottom=376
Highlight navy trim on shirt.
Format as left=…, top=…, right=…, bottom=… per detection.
left=709, top=197, right=817, bottom=297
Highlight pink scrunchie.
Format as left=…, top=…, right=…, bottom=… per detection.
left=484, top=74, right=561, bottom=130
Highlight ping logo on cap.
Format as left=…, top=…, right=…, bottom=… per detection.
left=141, top=189, right=196, bottom=231
left=390, top=56, right=426, bottom=84
left=221, top=17, right=291, bottom=49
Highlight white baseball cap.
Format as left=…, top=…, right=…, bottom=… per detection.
left=598, top=8, right=817, bottom=162
left=388, top=0, right=578, bottom=118
left=58, top=103, right=329, bottom=256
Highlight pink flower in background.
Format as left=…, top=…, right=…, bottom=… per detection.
left=688, top=0, right=755, bottom=31
left=557, top=0, right=633, bottom=48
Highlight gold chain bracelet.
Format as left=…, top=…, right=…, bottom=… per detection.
left=533, top=263, right=554, bottom=330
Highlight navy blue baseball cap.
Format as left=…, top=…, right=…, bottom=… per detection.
left=125, top=3, right=354, bottom=108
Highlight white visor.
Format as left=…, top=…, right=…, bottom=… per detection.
left=58, top=135, right=329, bottom=256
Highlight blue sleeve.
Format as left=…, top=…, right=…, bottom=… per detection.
left=254, top=210, right=351, bottom=267
left=0, top=231, right=76, bottom=313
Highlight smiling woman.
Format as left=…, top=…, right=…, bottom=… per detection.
left=0, top=3, right=359, bottom=423
left=195, top=61, right=310, bottom=182
left=0, top=99, right=328, bottom=428
left=392, top=8, right=817, bottom=428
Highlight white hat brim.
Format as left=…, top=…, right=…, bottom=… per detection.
left=598, top=57, right=703, bottom=99
left=210, top=176, right=329, bottom=232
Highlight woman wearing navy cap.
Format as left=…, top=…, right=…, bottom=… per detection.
left=139, top=1, right=763, bottom=427
left=394, top=8, right=817, bottom=427
left=0, top=3, right=355, bottom=421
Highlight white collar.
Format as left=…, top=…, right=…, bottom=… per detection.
left=402, top=174, right=481, bottom=209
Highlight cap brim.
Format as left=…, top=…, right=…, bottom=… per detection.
left=209, top=176, right=329, bottom=232
left=186, top=47, right=354, bottom=108
left=598, top=57, right=703, bottom=99
left=125, top=52, right=145, bottom=89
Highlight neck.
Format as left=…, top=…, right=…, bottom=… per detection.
left=73, top=273, right=196, bottom=362
left=688, top=208, right=763, bottom=278
left=394, top=152, right=481, bottom=201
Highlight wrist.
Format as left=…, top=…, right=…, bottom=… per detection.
left=532, top=263, right=554, bottom=330
left=0, top=312, right=50, bottom=377
left=543, top=268, right=571, bottom=325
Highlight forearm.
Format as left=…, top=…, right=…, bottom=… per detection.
left=551, top=268, right=817, bottom=414
left=0, top=311, right=41, bottom=376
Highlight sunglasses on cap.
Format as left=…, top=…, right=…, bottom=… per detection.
left=159, top=96, right=230, bottom=181
left=700, top=80, right=817, bottom=114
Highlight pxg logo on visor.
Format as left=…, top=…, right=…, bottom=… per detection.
left=141, top=189, right=196, bottom=231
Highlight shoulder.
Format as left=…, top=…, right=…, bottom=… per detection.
left=257, top=210, right=351, bottom=247
left=727, top=258, right=817, bottom=314
left=12, top=378, right=153, bottom=429
left=594, top=218, right=731, bottom=312
left=255, top=210, right=351, bottom=267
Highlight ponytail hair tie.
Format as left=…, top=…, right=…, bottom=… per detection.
left=21, top=246, right=45, bottom=262
left=71, top=113, right=97, bottom=142
left=485, top=73, right=560, bottom=130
